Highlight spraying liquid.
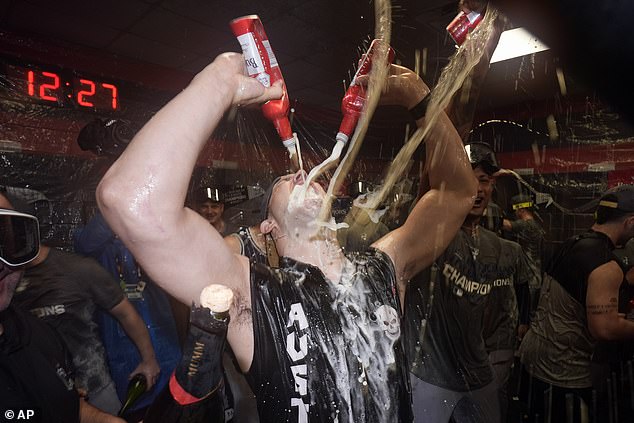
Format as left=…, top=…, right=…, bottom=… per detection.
left=301, top=39, right=395, bottom=207
left=230, top=15, right=303, bottom=171
left=298, top=1, right=392, bottom=234
left=361, top=6, right=500, bottom=213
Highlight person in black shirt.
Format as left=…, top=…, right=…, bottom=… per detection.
left=0, top=192, right=124, bottom=423
left=503, top=192, right=545, bottom=311
left=519, top=185, right=634, bottom=422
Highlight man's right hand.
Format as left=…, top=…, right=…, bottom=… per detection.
left=197, top=52, right=284, bottom=109
left=357, top=64, right=430, bottom=110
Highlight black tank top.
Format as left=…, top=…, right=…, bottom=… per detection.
left=231, top=227, right=267, bottom=264
left=247, top=248, right=412, bottom=422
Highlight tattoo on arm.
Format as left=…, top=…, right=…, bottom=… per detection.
left=587, top=298, right=618, bottom=315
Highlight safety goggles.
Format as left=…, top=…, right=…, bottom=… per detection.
left=0, top=208, right=40, bottom=267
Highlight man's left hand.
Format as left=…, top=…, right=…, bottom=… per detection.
left=130, top=358, right=160, bottom=391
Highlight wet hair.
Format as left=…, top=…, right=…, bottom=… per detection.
left=0, top=186, right=35, bottom=216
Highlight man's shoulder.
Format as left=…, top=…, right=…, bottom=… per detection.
left=498, top=236, right=522, bottom=252
left=564, top=231, right=613, bottom=258
left=50, top=248, right=105, bottom=271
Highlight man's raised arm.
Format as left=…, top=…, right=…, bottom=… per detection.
left=373, top=65, right=477, bottom=283
left=97, top=53, right=282, bottom=305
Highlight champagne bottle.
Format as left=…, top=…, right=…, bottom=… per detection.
left=118, top=373, right=147, bottom=416
left=144, top=285, right=234, bottom=423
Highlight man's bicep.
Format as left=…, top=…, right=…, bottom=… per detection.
left=128, top=210, right=247, bottom=306
left=375, top=190, right=463, bottom=279
left=586, top=261, right=623, bottom=335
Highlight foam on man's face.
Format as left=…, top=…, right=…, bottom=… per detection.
left=268, top=171, right=325, bottom=229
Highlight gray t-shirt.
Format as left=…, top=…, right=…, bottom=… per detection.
left=404, top=226, right=509, bottom=391
left=13, top=248, right=124, bottom=394
left=482, top=238, right=537, bottom=352
left=508, top=218, right=544, bottom=293
left=518, top=230, right=619, bottom=389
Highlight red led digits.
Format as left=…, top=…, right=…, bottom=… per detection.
left=14, top=65, right=119, bottom=110
left=27, top=70, right=61, bottom=102
left=27, top=70, right=35, bottom=96
left=101, top=83, right=118, bottom=110
left=77, top=79, right=96, bottom=107
left=40, top=72, right=60, bottom=101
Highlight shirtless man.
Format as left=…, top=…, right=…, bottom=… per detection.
left=97, top=52, right=476, bottom=422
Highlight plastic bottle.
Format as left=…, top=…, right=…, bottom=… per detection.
left=446, top=9, right=484, bottom=46
left=336, top=39, right=396, bottom=145
left=230, top=15, right=300, bottom=169
left=118, top=373, right=147, bottom=417
left=144, top=285, right=234, bottom=423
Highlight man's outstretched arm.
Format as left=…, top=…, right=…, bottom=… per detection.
left=97, top=53, right=282, bottom=306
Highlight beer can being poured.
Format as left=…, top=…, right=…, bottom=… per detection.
left=446, top=10, right=484, bottom=46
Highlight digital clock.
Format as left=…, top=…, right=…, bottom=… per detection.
left=5, top=63, right=120, bottom=112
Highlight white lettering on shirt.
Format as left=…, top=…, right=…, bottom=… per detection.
left=31, top=304, right=66, bottom=318
left=443, top=264, right=492, bottom=295
left=286, top=302, right=310, bottom=421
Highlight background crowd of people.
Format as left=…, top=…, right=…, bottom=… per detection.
left=3, top=1, right=634, bottom=423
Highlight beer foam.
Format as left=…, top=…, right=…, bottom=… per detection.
left=199, top=284, right=234, bottom=313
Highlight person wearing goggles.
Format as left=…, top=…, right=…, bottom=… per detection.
left=0, top=206, right=39, bottom=313
left=0, top=193, right=124, bottom=423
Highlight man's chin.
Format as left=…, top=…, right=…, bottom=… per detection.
left=469, top=207, right=485, bottom=217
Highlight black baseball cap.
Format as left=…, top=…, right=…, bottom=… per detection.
left=597, top=184, right=634, bottom=213
left=464, top=142, right=500, bottom=175
left=0, top=208, right=40, bottom=267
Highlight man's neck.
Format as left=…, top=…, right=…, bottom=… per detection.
left=591, top=223, right=620, bottom=246
left=279, top=227, right=347, bottom=283
left=462, top=215, right=481, bottom=231
left=213, top=220, right=225, bottom=234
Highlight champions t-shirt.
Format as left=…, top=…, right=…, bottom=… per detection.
left=404, top=227, right=504, bottom=392
left=482, top=237, right=536, bottom=352
left=247, top=248, right=411, bottom=422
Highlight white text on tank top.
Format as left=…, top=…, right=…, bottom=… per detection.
left=286, top=302, right=310, bottom=422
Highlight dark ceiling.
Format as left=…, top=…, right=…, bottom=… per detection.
left=0, top=0, right=509, bottom=111
left=0, top=0, right=629, bottom=150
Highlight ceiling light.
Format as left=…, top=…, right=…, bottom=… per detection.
left=490, top=27, right=549, bottom=63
